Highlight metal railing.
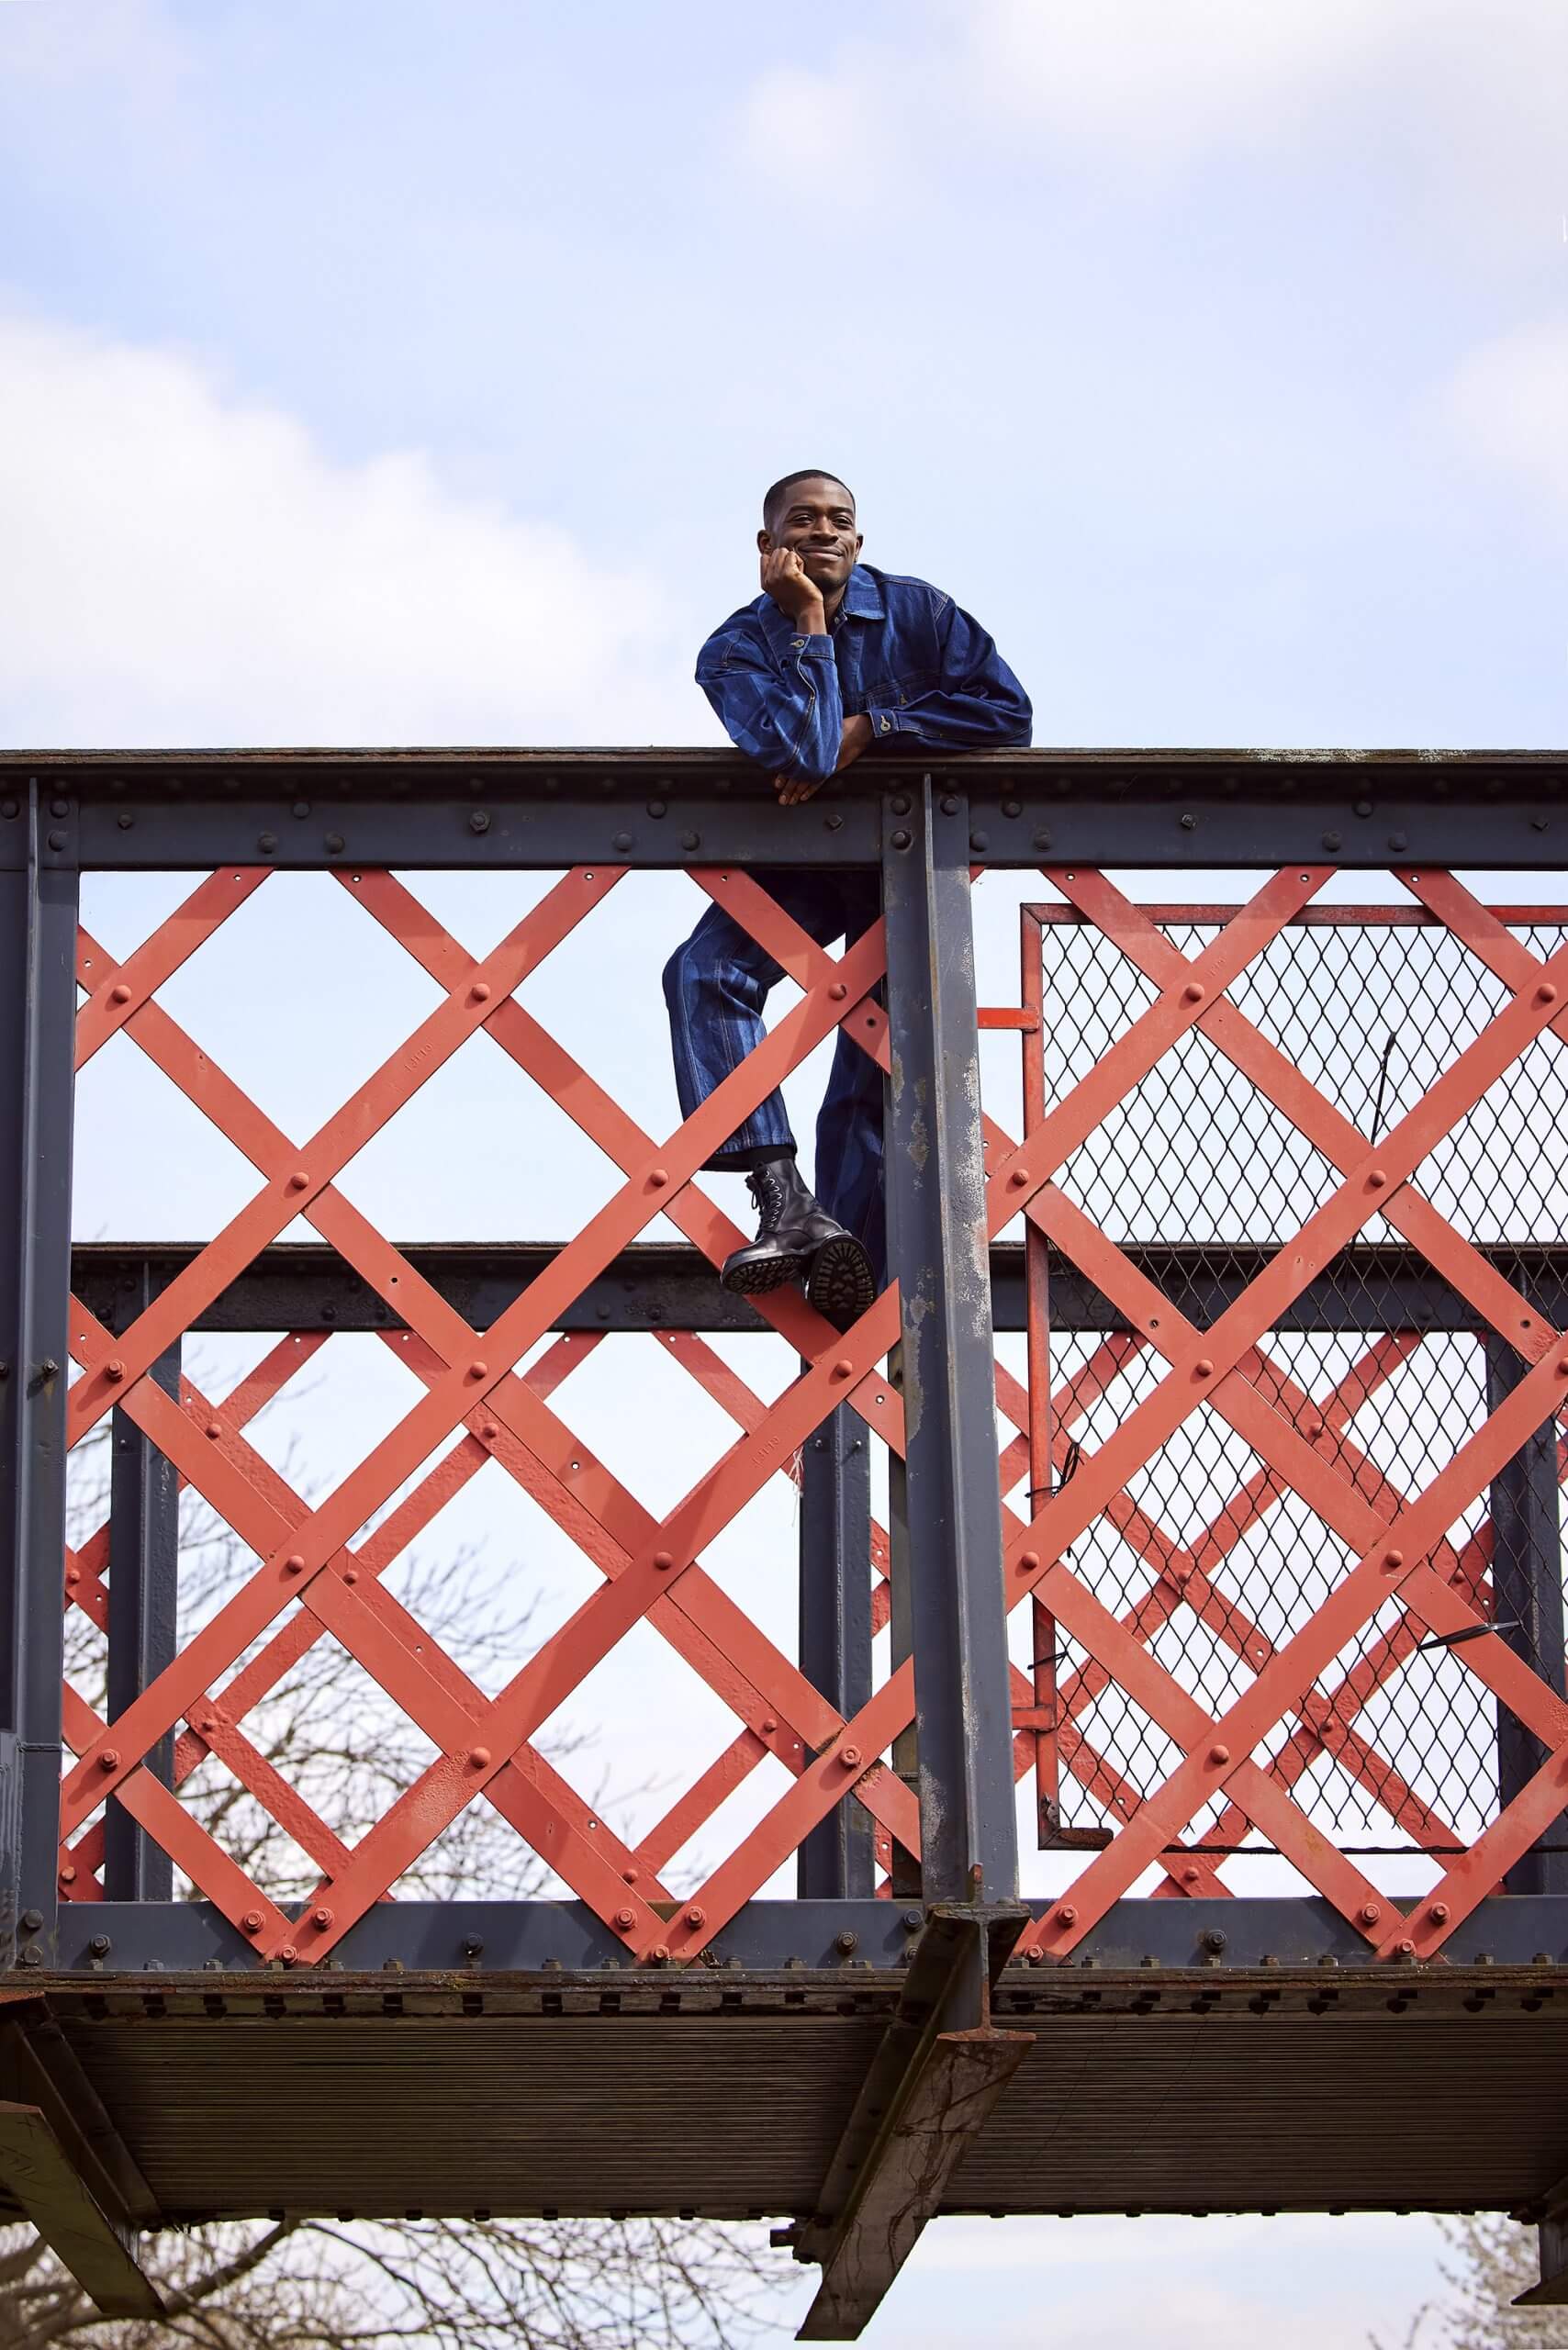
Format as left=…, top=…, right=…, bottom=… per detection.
left=5, top=746, right=1568, bottom=1990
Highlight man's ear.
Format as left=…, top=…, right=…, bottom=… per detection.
left=756, top=528, right=773, bottom=554
left=853, top=532, right=864, bottom=561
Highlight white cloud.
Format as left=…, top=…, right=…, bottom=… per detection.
left=728, top=0, right=1568, bottom=226
left=0, top=315, right=704, bottom=746
left=1445, top=321, right=1568, bottom=520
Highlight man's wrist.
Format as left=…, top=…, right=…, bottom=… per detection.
left=793, top=597, right=827, bottom=635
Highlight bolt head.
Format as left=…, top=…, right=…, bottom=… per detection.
left=1360, top=1903, right=1382, bottom=1926
left=649, top=1943, right=670, bottom=1964
left=88, top=1933, right=111, bottom=1957
left=1057, top=1904, right=1077, bottom=1927
left=279, top=1943, right=299, bottom=1965
left=614, top=1908, right=636, bottom=1930
left=1429, top=1901, right=1449, bottom=1923
left=686, top=1906, right=706, bottom=1928
left=835, top=1930, right=859, bottom=1954
left=312, top=1906, right=333, bottom=1930
left=98, top=1748, right=119, bottom=1772
left=840, top=1745, right=862, bottom=1769
left=241, top=1911, right=263, bottom=1933
left=105, top=1359, right=125, bottom=1382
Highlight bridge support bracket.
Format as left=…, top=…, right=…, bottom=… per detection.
left=789, top=1904, right=1030, bottom=2340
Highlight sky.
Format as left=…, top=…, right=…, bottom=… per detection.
left=6, top=1, right=1568, bottom=2343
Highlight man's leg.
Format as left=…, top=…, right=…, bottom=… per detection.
left=812, top=871, right=886, bottom=1292
left=661, top=870, right=877, bottom=1319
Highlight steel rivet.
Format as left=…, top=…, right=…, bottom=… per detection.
left=206, top=1420, right=222, bottom=1438
left=1194, top=1358, right=1214, bottom=1377
left=647, top=800, right=666, bottom=818
left=760, top=1717, right=778, bottom=1733
left=840, top=1745, right=862, bottom=1769
left=99, top=1749, right=119, bottom=1771
left=469, top=1746, right=491, bottom=1767
left=1537, top=984, right=1558, bottom=1006
left=829, top=982, right=847, bottom=1001
left=648, top=1168, right=668, bottom=1188
left=292, top=800, right=310, bottom=820
left=324, top=833, right=345, bottom=855
left=65, top=1565, right=79, bottom=1585
left=941, top=795, right=959, bottom=816
left=1322, top=831, right=1342, bottom=852
left=287, top=1169, right=309, bottom=1191
left=1354, top=800, right=1372, bottom=819
left=680, top=830, right=701, bottom=851
left=258, top=832, right=277, bottom=853
left=342, top=1568, right=358, bottom=1583
left=1020, top=1550, right=1040, bottom=1571
left=890, top=829, right=911, bottom=849
left=1003, top=800, right=1022, bottom=819
left=1008, top=1168, right=1030, bottom=1188
left=59, top=1865, right=75, bottom=1885
left=831, top=1358, right=854, bottom=1381
left=890, top=795, right=911, bottom=815
left=1182, top=1866, right=1200, bottom=1886
left=1057, top=1905, right=1077, bottom=1927
left=1388, top=832, right=1408, bottom=852
left=653, top=1550, right=675, bottom=1570
left=969, top=831, right=989, bottom=852
left=468, top=1360, right=487, bottom=1379
left=285, top=1553, right=306, bottom=1574
left=1367, top=1168, right=1387, bottom=1189
left=1209, top=1743, right=1229, bottom=1765
left=1383, top=1548, right=1404, bottom=1572
left=612, top=832, right=633, bottom=852
left=479, top=1420, right=498, bottom=1441
left=1033, top=829, right=1052, bottom=851
left=105, top=1359, right=125, bottom=1382
left=109, top=982, right=132, bottom=1005
left=46, top=830, right=66, bottom=851
left=1182, top=982, right=1204, bottom=1004
left=117, top=812, right=133, bottom=829
left=468, top=982, right=491, bottom=1004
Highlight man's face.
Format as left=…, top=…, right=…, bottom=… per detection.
left=757, top=477, right=863, bottom=597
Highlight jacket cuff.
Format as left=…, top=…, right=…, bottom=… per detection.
left=865, top=704, right=907, bottom=740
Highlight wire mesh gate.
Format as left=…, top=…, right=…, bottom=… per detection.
left=8, top=749, right=1568, bottom=2331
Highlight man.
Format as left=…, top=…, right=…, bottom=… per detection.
left=663, top=470, right=1032, bottom=1326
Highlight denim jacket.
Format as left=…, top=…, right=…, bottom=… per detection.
left=695, top=562, right=1032, bottom=784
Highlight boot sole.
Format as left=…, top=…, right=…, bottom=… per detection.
left=807, top=1236, right=878, bottom=1331
left=721, top=1252, right=811, bottom=1298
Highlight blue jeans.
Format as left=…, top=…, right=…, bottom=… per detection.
left=662, top=868, right=885, bottom=1278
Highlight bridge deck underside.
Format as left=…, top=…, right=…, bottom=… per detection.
left=32, top=1968, right=1568, bottom=2226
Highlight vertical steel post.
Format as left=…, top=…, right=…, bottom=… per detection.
left=1484, top=1336, right=1568, bottom=1896
left=0, top=783, right=79, bottom=1964
left=104, top=1268, right=179, bottom=1902
left=880, top=779, right=1018, bottom=1908
left=797, top=1402, right=874, bottom=1898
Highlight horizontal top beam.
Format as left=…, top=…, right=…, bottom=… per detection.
left=6, top=746, right=1567, bottom=869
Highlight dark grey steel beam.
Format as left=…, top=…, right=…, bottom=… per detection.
left=792, top=1905, right=1029, bottom=2338
left=1484, top=1338, right=1568, bottom=1897
left=44, top=1891, right=1568, bottom=1974
left=797, top=1404, right=875, bottom=1900
left=104, top=1275, right=180, bottom=1903
left=6, top=746, right=1568, bottom=872
left=881, top=780, right=1018, bottom=1908
left=69, top=1239, right=1528, bottom=1336
left=0, top=785, right=78, bottom=1967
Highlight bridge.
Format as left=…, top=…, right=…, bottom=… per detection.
left=5, top=745, right=1568, bottom=2334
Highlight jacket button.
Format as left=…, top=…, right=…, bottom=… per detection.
left=791, top=637, right=805, bottom=651
left=879, top=716, right=891, bottom=733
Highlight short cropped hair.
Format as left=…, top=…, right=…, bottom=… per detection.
left=763, top=470, right=855, bottom=528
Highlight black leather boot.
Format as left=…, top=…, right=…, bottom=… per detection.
left=721, top=1159, right=877, bottom=1330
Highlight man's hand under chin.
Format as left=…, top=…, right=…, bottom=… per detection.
left=775, top=712, right=872, bottom=807
left=760, top=544, right=827, bottom=631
